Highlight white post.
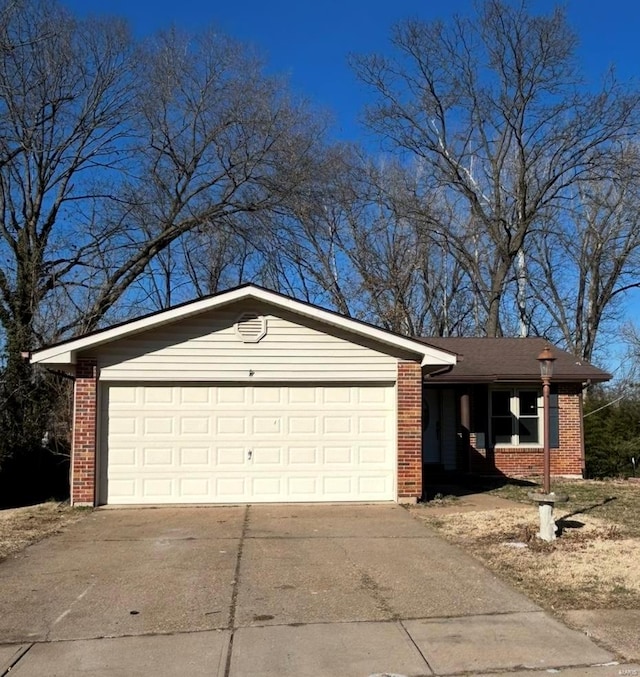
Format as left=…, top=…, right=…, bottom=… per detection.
left=538, top=501, right=557, bottom=541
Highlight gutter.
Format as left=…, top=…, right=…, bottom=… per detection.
left=426, top=374, right=610, bottom=385
left=424, top=364, right=454, bottom=379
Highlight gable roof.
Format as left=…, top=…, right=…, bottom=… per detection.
left=30, top=283, right=457, bottom=369
left=420, top=337, right=611, bottom=384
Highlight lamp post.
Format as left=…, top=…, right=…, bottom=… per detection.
left=537, top=345, right=556, bottom=495
left=529, top=344, right=567, bottom=541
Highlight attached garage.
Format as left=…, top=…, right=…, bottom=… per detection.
left=30, top=284, right=456, bottom=506
left=102, top=383, right=396, bottom=504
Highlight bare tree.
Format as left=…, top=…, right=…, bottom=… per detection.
left=0, top=1, right=133, bottom=345
left=0, top=0, right=134, bottom=466
left=340, top=159, right=477, bottom=336
left=353, top=0, right=640, bottom=336
left=527, top=149, right=640, bottom=361
left=254, top=149, right=476, bottom=336
left=0, top=1, right=332, bottom=470
left=57, top=26, right=328, bottom=333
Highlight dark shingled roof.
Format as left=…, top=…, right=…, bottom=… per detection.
left=418, top=337, right=611, bottom=384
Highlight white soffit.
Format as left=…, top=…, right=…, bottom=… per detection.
left=30, top=285, right=456, bottom=368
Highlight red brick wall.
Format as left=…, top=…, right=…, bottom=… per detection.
left=397, top=361, right=422, bottom=501
left=471, top=383, right=583, bottom=477
left=557, top=384, right=584, bottom=475
left=72, top=358, right=98, bottom=506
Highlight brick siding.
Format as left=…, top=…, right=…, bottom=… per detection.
left=71, top=358, right=98, bottom=506
left=469, top=383, right=583, bottom=477
left=397, top=361, right=422, bottom=501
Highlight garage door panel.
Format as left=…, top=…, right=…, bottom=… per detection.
left=251, top=476, right=282, bottom=496
left=359, top=446, right=388, bottom=464
left=109, top=478, right=136, bottom=499
left=358, top=388, right=389, bottom=404
left=252, top=447, right=282, bottom=465
left=323, top=446, right=352, bottom=464
left=358, top=475, right=390, bottom=495
left=143, top=477, right=173, bottom=497
left=288, top=476, right=317, bottom=496
left=143, top=417, right=173, bottom=435
left=323, top=475, right=352, bottom=495
left=252, top=416, right=280, bottom=434
left=142, top=447, right=173, bottom=466
left=288, top=447, right=317, bottom=464
left=216, top=447, right=246, bottom=466
left=287, top=416, right=317, bottom=434
left=109, top=416, right=137, bottom=435
left=180, top=387, right=211, bottom=405
left=322, top=388, right=350, bottom=404
left=110, top=447, right=136, bottom=466
left=253, top=387, right=283, bottom=405
left=216, top=417, right=246, bottom=435
left=216, top=476, right=247, bottom=498
left=104, top=383, right=395, bottom=504
left=143, top=386, right=175, bottom=404
left=288, top=387, right=318, bottom=404
left=180, top=417, right=210, bottom=434
left=358, top=416, right=388, bottom=434
left=323, top=416, right=352, bottom=434
left=179, top=447, right=210, bottom=466
left=109, top=386, right=138, bottom=405
left=179, top=477, right=209, bottom=497
left=215, top=387, right=247, bottom=405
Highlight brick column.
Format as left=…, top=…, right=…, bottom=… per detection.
left=554, top=384, right=583, bottom=476
left=71, top=358, right=98, bottom=506
left=397, top=361, right=422, bottom=503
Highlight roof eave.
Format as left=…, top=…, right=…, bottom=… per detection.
left=30, top=285, right=457, bottom=368
left=425, top=372, right=611, bottom=384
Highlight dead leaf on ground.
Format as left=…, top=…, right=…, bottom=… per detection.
left=411, top=504, right=640, bottom=610
left=0, top=503, right=86, bottom=561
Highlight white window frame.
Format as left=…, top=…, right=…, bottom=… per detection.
left=490, top=387, right=542, bottom=448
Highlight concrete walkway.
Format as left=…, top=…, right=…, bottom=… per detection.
left=0, top=504, right=636, bottom=676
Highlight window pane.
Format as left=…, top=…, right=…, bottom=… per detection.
left=519, top=390, right=538, bottom=416
left=492, top=391, right=511, bottom=416
left=519, top=417, right=539, bottom=444
left=492, top=416, right=513, bottom=444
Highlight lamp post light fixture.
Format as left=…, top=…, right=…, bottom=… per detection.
left=537, top=345, right=556, bottom=495
left=529, top=344, right=567, bottom=541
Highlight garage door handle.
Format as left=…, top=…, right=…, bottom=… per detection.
left=247, top=449, right=253, bottom=460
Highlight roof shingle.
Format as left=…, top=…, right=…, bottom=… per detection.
left=418, top=337, right=611, bottom=384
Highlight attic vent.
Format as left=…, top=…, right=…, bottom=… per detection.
left=235, top=312, right=266, bottom=343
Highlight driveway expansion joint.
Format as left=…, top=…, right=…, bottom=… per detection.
left=398, top=619, right=435, bottom=675
left=223, top=504, right=250, bottom=677
left=0, top=642, right=33, bottom=677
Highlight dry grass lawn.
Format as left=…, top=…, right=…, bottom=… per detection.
left=0, top=502, right=87, bottom=562
left=411, top=479, right=640, bottom=610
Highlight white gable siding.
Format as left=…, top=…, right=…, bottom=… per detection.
left=92, top=303, right=401, bottom=382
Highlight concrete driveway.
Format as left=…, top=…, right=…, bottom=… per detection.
left=0, top=504, right=630, bottom=676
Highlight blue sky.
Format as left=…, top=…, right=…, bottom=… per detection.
left=59, top=0, right=640, bottom=370
left=61, top=1, right=640, bottom=143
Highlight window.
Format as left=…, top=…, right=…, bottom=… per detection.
left=490, top=388, right=541, bottom=446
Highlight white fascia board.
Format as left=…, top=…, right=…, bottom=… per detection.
left=30, top=285, right=456, bottom=368
left=31, top=351, right=75, bottom=366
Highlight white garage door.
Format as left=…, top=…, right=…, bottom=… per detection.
left=101, top=383, right=396, bottom=504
